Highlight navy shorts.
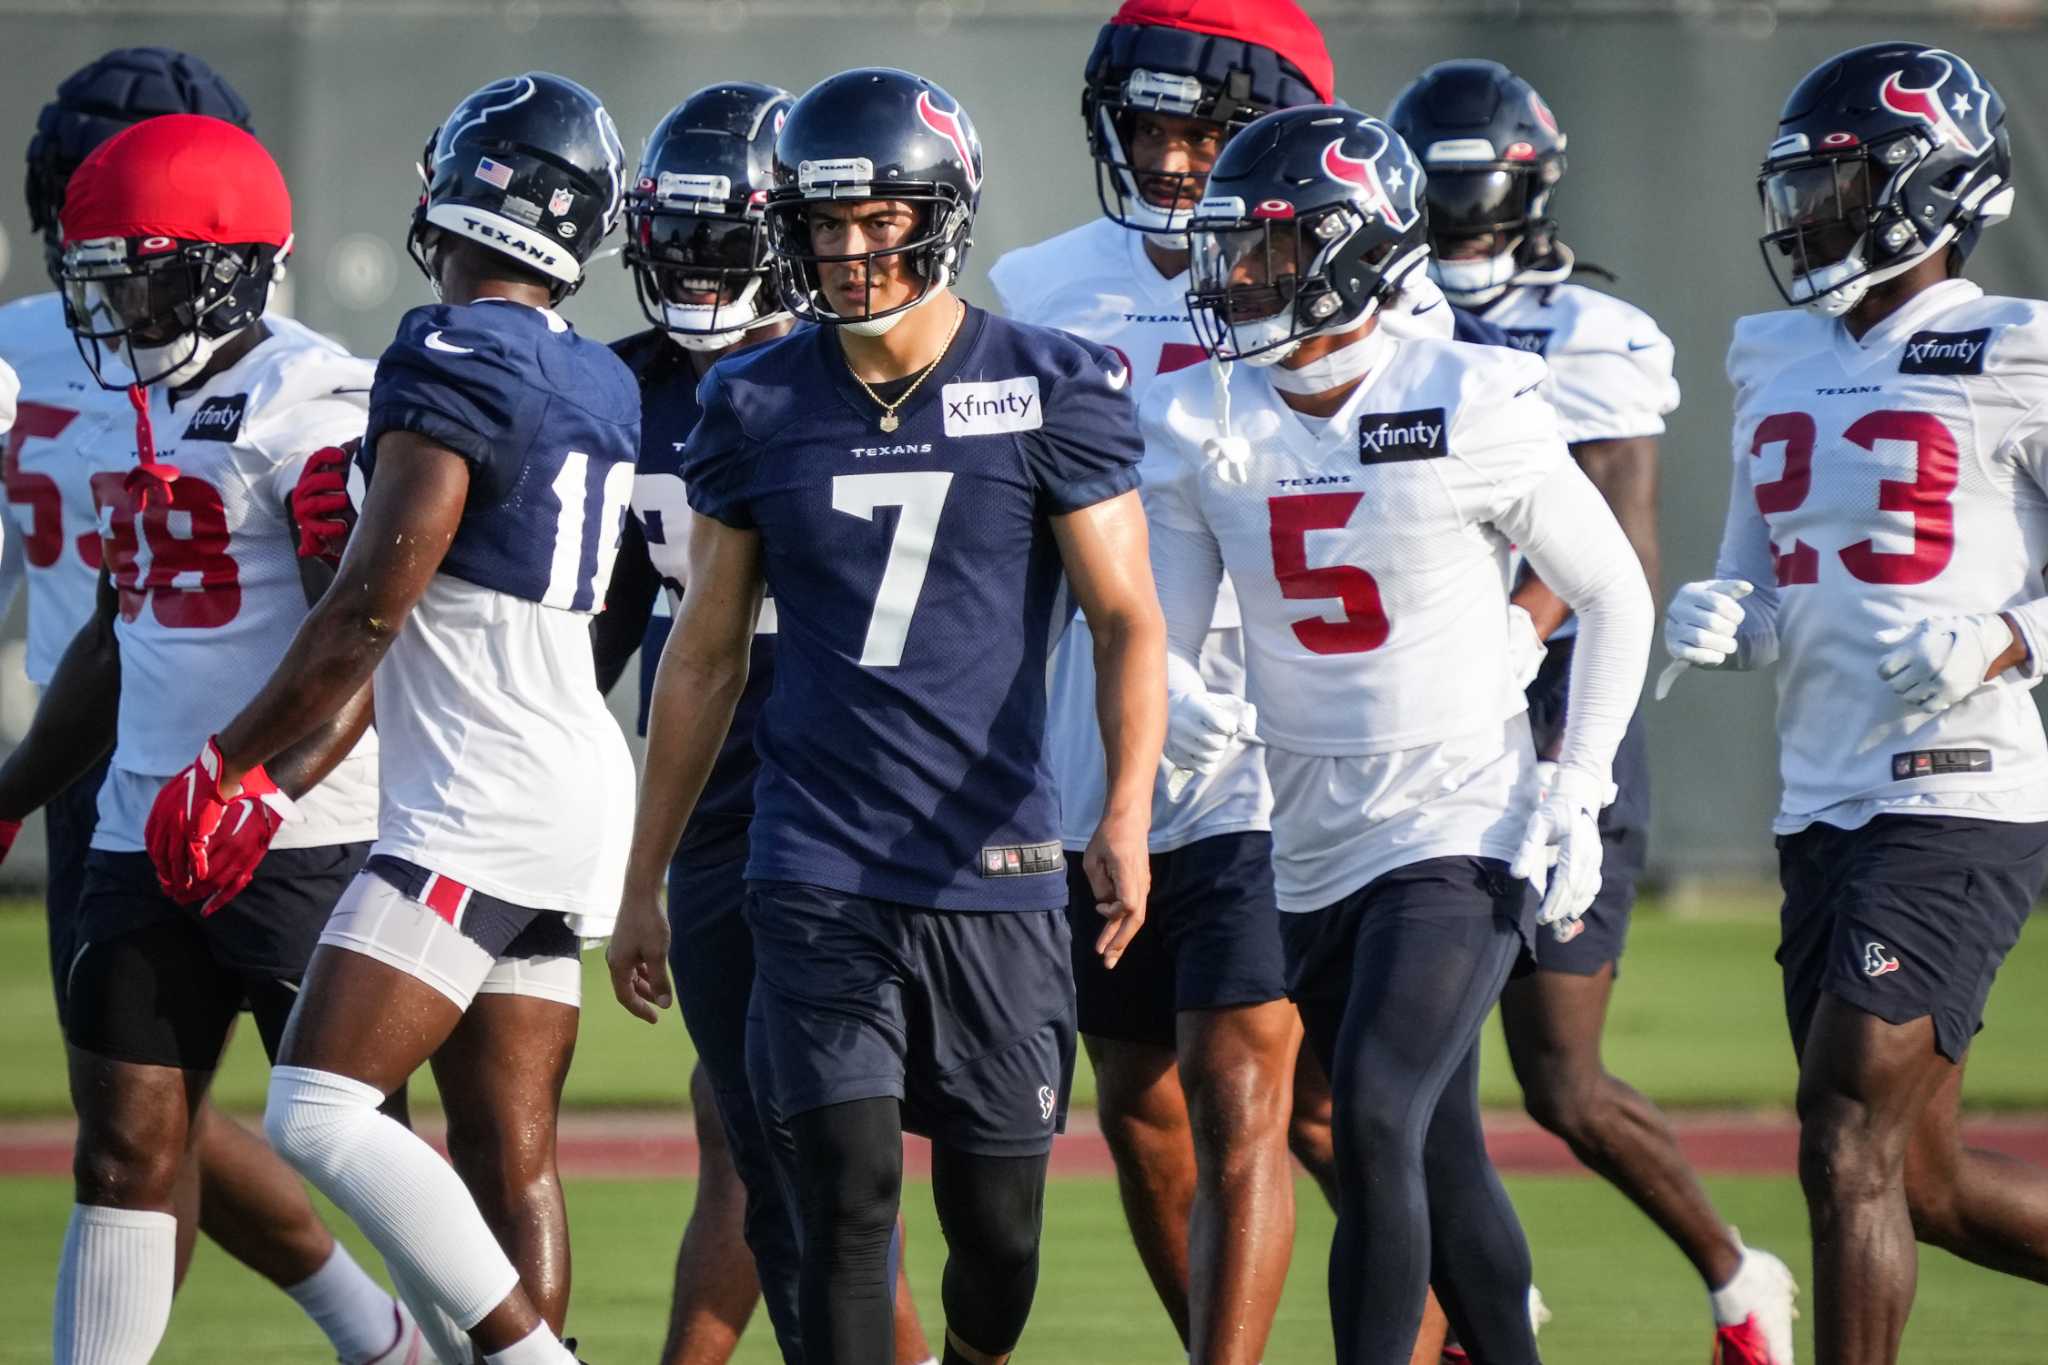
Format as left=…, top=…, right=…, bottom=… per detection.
left=66, top=843, right=366, bottom=1069
left=744, top=880, right=1077, bottom=1157
left=1063, top=830, right=1287, bottom=1047
left=1280, top=856, right=1531, bottom=1075
left=44, top=756, right=110, bottom=1022
left=1777, top=815, right=2048, bottom=1063
left=1526, top=634, right=1650, bottom=974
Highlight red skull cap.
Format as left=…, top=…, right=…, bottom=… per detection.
left=62, top=113, right=291, bottom=247
left=1108, top=0, right=1335, bottom=105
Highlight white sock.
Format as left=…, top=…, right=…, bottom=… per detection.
left=1710, top=1245, right=1767, bottom=1325
left=482, top=1322, right=577, bottom=1365
left=53, top=1205, right=176, bottom=1365
left=387, top=1256, right=475, bottom=1365
left=265, top=1066, right=521, bottom=1330
left=284, top=1242, right=404, bottom=1364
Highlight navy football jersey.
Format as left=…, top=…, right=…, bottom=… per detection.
left=682, top=305, right=1142, bottom=911
left=365, top=298, right=640, bottom=609
left=610, top=328, right=775, bottom=864
left=1451, top=304, right=1511, bottom=349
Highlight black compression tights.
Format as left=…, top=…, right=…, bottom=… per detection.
left=789, top=1099, right=1051, bottom=1364
left=1324, top=918, right=1537, bottom=1365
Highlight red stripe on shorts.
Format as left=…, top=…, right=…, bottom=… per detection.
left=421, top=873, right=471, bottom=926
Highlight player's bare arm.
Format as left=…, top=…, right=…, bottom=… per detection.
left=210, top=429, right=469, bottom=791
left=0, top=565, right=119, bottom=822
left=1514, top=433, right=1661, bottom=638
left=1052, top=486, right=1167, bottom=965
left=250, top=545, right=378, bottom=802
left=607, top=510, right=763, bottom=1023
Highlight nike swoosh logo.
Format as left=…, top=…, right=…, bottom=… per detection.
left=1413, top=299, right=1442, bottom=315
left=1626, top=339, right=1658, bottom=351
left=1515, top=381, right=1542, bottom=397
left=424, top=331, right=473, bottom=355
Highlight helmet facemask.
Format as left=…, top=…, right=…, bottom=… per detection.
left=1759, top=135, right=1954, bottom=317
left=1189, top=202, right=1417, bottom=365
left=764, top=189, right=970, bottom=334
left=626, top=187, right=787, bottom=351
left=61, top=233, right=279, bottom=389
left=1087, top=70, right=1247, bottom=241
left=1420, top=160, right=1556, bottom=306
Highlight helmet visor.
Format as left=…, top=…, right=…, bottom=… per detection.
left=1424, top=168, right=1530, bottom=237
left=1190, top=223, right=1302, bottom=323
left=631, top=212, right=765, bottom=306
left=1761, top=155, right=1873, bottom=275
left=60, top=243, right=201, bottom=347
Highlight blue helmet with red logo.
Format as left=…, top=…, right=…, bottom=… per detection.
left=1760, top=42, right=2011, bottom=316
left=1186, top=106, right=1426, bottom=364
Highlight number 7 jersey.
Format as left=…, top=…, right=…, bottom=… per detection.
left=1721, top=280, right=2048, bottom=832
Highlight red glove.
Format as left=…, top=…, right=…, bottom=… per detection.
left=147, top=738, right=295, bottom=911
left=292, top=442, right=357, bottom=561
left=0, top=818, right=20, bottom=869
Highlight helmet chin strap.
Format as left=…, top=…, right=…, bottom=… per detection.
left=663, top=276, right=778, bottom=352
left=839, top=277, right=946, bottom=338
left=1265, top=310, right=1384, bottom=395
left=1803, top=225, right=1958, bottom=319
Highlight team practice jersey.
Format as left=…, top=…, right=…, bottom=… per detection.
left=1144, top=327, right=1648, bottom=908
left=612, top=328, right=777, bottom=863
left=88, top=325, right=379, bottom=852
left=1722, top=279, right=2048, bottom=834
left=362, top=298, right=639, bottom=929
left=1485, top=280, right=1678, bottom=640
left=682, top=304, right=1142, bottom=911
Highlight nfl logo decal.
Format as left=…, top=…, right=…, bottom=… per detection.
left=548, top=187, right=575, bottom=217
left=474, top=156, right=514, bottom=190
left=985, top=850, right=1004, bottom=873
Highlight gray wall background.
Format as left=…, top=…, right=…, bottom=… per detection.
left=5, top=2, right=2048, bottom=883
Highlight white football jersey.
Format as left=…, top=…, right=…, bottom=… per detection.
left=1143, top=329, right=1572, bottom=908
left=87, top=326, right=379, bottom=853
left=1721, top=279, right=2048, bottom=834
left=0, top=293, right=139, bottom=685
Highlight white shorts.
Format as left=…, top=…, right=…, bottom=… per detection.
left=319, top=872, right=582, bottom=1011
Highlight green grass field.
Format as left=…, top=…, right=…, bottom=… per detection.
left=5, top=895, right=2048, bottom=1116
left=2, top=1173, right=2045, bottom=1362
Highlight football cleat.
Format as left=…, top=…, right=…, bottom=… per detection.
left=1712, top=1243, right=1798, bottom=1365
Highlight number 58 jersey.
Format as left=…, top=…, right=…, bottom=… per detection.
left=1722, top=280, right=2048, bottom=833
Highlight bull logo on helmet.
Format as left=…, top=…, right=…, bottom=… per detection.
left=1320, top=126, right=1418, bottom=233
left=916, top=89, right=981, bottom=193
left=1878, top=50, right=1995, bottom=157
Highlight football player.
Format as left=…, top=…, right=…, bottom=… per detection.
left=1665, top=42, right=2048, bottom=1365
left=1153, top=108, right=1652, bottom=1363
left=987, top=7, right=1325, bottom=1358
left=1389, top=60, right=1798, bottom=1364
left=595, top=81, right=936, bottom=1365
left=606, top=67, right=1165, bottom=1365
left=0, top=53, right=429, bottom=1365
left=145, top=74, right=638, bottom=1365
left=0, top=113, right=428, bottom=1364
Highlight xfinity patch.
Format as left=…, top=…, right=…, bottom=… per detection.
left=1500, top=327, right=1552, bottom=355
left=978, top=840, right=1064, bottom=878
left=182, top=394, right=247, bottom=442
left=1358, top=407, right=1448, bottom=463
left=943, top=376, right=1042, bottom=437
left=1891, top=748, right=1993, bottom=780
left=1900, top=327, right=1990, bottom=376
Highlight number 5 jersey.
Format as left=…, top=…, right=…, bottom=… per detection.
left=1722, top=279, right=2048, bottom=833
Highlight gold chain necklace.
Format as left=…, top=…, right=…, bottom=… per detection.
left=842, top=299, right=965, bottom=433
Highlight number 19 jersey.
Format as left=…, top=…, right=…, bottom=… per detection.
left=682, top=306, right=1143, bottom=912
left=1721, top=280, right=2048, bottom=833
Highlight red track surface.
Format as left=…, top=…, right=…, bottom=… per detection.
left=4, top=1111, right=2048, bottom=1179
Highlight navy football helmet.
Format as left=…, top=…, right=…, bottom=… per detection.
left=763, top=67, right=981, bottom=331
left=410, top=72, right=626, bottom=298
left=1759, top=42, right=2011, bottom=316
left=624, top=82, right=793, bottom=350
left=26, top=47, right=252, bottom=287
left=1187, top=107, right=1427, bottom=364
left=1386, top=60, right=1568, bottom=308
left=1081, top=0, right=1333, bottom=237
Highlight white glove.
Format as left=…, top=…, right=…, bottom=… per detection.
left=1511, top=764, right=1613, bottom=927
left=1876, top=613, right=2014, bottom=716
left=1507, top=604, right=1546, bottom=690
left=1656, top=578, right=1754, bottom=700
left=1164, top=689, right=1258, bottom=778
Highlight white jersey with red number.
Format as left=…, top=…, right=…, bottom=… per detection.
left=1144, top=330, right=1592, bottom=909
left=991, top=219, right=1459, bottom=853
left=89, top=326, right=379, bottom=854
left=0, top=292, right=137, bottom=684
left=1721, top=280, right=2048, bottom=834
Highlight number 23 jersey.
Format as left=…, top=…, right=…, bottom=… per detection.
left=1721, top=279, right=2048, bottom=832
left=682, top=306, right=1143, bottom=911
